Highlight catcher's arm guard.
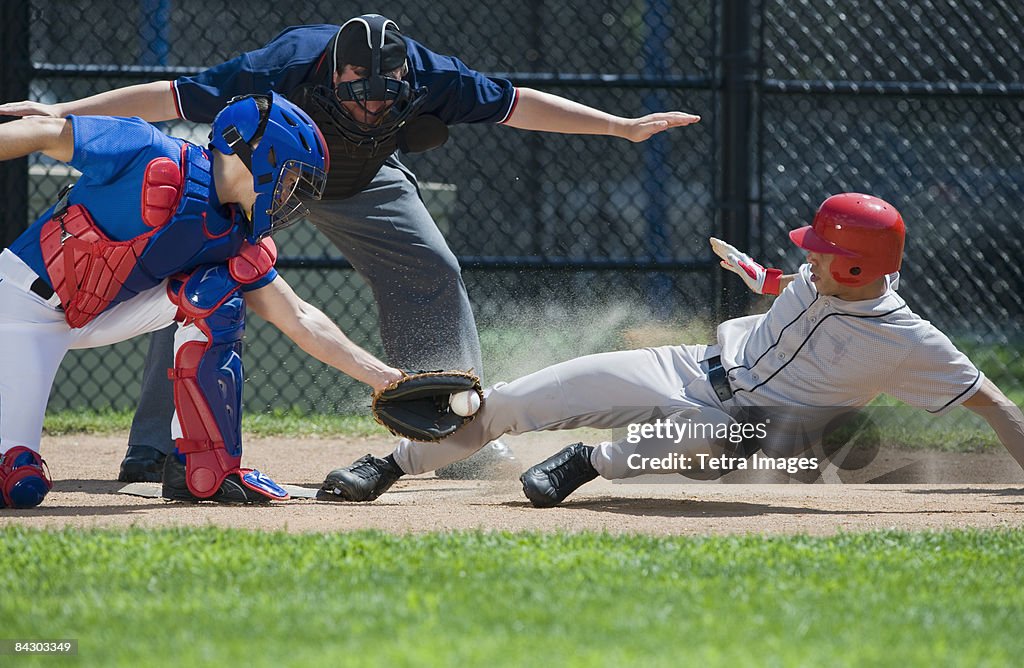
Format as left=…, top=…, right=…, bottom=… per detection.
left=371, top=370, right=484, bottom=442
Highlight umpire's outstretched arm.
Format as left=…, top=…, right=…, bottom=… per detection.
left=503, top=87, right=700, bottom=143
left=0, top=116, right=74, bottom=162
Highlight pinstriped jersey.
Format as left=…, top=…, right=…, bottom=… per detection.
left=716, top=264, right=983, bottom=414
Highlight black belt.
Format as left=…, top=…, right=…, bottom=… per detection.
left=705, top=355, right=734, bottom=402
left=30, top=277, right=56, bottom=301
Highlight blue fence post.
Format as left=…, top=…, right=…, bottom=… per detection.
left=139, top=0, right=171, bottom=66
left=642, top=0, right=674, bottom=318
left=719, top=0, right=755, bottom=318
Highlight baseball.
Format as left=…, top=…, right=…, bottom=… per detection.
left=449, top=390, right=481, bottom=417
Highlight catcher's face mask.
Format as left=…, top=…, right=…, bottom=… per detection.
left=316, top=14, right=426, bottom=146
left=265, top=159, right=329, bottom=236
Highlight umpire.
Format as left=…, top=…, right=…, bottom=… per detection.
left=0, top=14, right=700, bottom=481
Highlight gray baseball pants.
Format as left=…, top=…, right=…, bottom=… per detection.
left=391, top=344, right=736, bottom=479
left=128, top=157, right=483, bottom=453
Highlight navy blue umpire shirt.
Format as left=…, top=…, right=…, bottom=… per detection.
left=171, top=24, right=518, bottom=126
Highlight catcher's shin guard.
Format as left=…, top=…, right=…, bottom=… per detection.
left=0, top=447, right=53, bottom=509
left=167, top=266, right=287, bottom=500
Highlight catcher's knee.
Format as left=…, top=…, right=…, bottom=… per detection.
left=0, top=447, right=53, bottom=509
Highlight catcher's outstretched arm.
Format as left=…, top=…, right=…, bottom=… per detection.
left=0, top=116, right=74, bottom=162
left=244, top=276, right=403, bottom=392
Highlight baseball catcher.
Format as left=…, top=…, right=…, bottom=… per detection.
left=0, top=93, right=409, bottom=508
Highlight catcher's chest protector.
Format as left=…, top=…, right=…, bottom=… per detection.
left=39, top=201, right=150, bottom=328
left=38, top=144, right=240, bottom=327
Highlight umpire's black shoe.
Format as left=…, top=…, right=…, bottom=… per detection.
left=435, top=440, right=519, bottom=480
left=118, top=445, right=168, bottom=483
left=320, top=454, right=404, bottom=502
left=520, top=443, right=599, bottom=508
left=160, top=455, right=271, bottom=505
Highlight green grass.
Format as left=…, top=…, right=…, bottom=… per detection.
left=1, top=527, right=1022, bottom=666
left=42, top=407, right=385, bottom=438
left=955, top=340, right=1024, bottom=393
left=238, top=407, right=383, bottom=437
left=832, top=397, right=1004, bottom=452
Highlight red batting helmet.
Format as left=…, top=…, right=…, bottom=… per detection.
left=789, top=193, right=905, bottom=286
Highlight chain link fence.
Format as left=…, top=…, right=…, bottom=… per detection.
left=3, top=0, right=1020, bottom=415
left=756, top=0, right=1024, bottom=402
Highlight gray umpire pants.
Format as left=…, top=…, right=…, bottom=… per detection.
left=391, top=344, right=737, bottom=480
left=128, top=157, right=482, bottom=453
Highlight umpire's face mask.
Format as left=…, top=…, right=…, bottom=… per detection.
left=332, top=64, right=408, bottom=127
left=326, top=14, right=425, bottom=140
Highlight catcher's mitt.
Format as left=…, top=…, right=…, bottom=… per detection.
left=371, top=370, right=483, bottom=442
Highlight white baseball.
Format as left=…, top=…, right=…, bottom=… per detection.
left=449, top=390, right=481, bottom=417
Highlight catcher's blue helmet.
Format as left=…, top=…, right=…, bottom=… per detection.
left=210, top=92, right=329, bottom=242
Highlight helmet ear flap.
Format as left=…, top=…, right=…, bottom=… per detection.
left=829, top=260, right=865, bottom=286
left=210, top=95, right=272, bottom=174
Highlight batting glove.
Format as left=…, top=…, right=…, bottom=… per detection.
left=709, top=237, right=783, bottom=296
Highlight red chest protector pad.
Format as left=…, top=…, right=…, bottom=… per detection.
left=39, top=149, right=186, bottom=328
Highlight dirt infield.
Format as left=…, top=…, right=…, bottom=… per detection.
left=3, top=432, right=1023, bottom=536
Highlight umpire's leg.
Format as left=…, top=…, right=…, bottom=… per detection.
left=306, top=158, right=514, bottom=478
left=306, top=160, right=481, bottom=373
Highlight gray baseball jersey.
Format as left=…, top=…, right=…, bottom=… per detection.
left=719, top=264, right=982, bottom=414
left=392, top=264, right=984, bottom=478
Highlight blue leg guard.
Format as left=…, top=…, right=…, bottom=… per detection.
left=168, top=265, right=287, bottom=500
left=0, top=447, right=53, bottom=509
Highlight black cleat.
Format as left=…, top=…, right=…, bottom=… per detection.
left=435, top=440, right=519, bottom=480
left=118, top=445, right=168, bottom=483
left=160, top=455, right=271, bottom=504
left=320, top=454, right=404, bottom=502
left=520, top=443, right=598, bottom=508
